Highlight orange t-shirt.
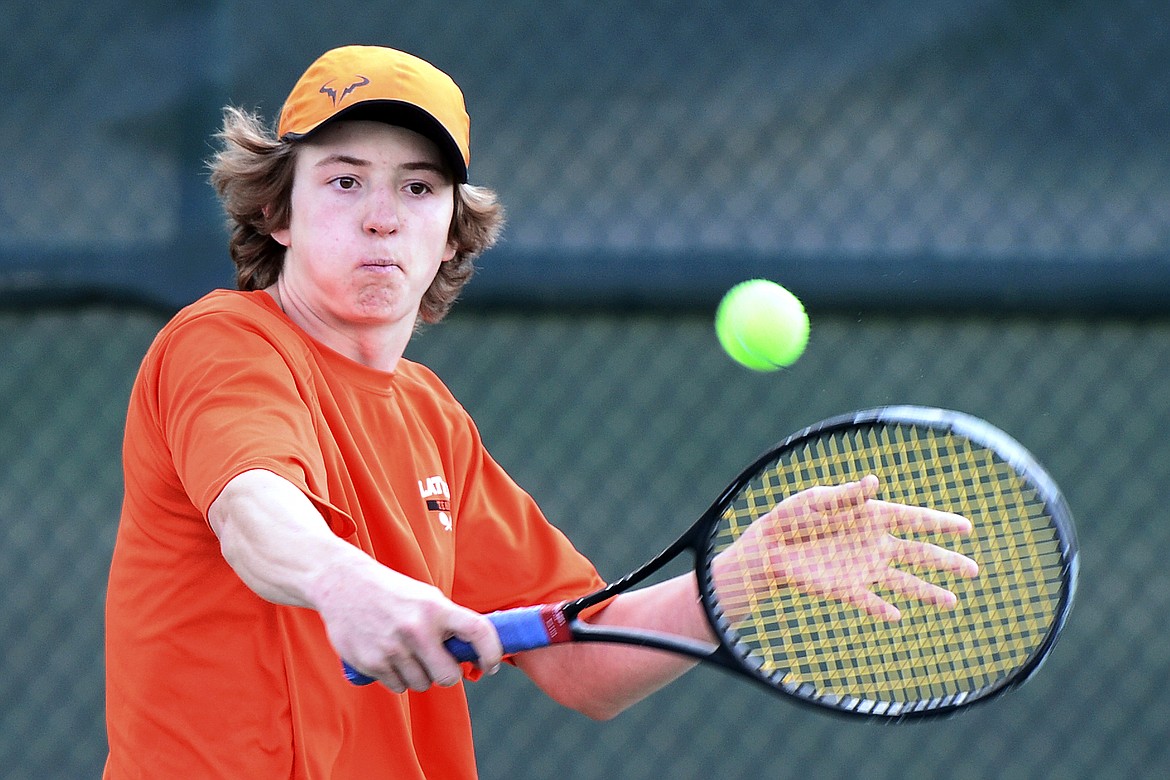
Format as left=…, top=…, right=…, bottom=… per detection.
left=104, top=290, right=604, bottom=779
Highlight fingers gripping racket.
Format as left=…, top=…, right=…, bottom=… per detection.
left=345, top=406, right=1078, bottom=720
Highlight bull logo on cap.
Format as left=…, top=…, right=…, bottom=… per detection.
left=319, top=75, right=371, bottom=106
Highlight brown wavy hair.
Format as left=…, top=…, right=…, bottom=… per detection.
left=208, top=107, right=505, bottom=323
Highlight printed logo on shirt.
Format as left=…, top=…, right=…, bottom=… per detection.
left=419, top=475, right=453, bottom=532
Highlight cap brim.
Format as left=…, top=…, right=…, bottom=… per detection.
left=281, top=100, right=468, bottom=183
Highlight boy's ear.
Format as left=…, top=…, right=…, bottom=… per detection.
left=266, top=206, right=291, bottom=247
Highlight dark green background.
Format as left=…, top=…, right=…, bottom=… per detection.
left=3, top=307, right=1166, bottom=777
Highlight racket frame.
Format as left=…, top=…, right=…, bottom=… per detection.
left=563, top=405, right=1078, bottom=719
left=694, top=405, right=1079, bottom=718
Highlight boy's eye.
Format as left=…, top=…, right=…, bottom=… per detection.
left=406, top=182, right=431, bottom=195
left=335, top=177, right=358, bottom=190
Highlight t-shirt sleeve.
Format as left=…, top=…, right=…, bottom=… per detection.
left=152, top=311, right=354, bottom=536
left=447, top=414, right=605, bottom=615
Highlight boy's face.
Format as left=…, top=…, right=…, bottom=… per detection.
left=271, top=120, right=457, bottom=334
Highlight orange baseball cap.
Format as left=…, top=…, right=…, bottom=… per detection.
left=278, top=45, right=471, bottom=182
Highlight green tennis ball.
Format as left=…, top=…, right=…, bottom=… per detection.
left=715, top=280, right=809, bottom=371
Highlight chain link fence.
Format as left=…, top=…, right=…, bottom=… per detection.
left=2, top=305, right=1168, bottom=777
left=2, top=0, right=1167, bottom=309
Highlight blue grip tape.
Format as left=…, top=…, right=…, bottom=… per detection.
left=343, top=661, right=376, bottom=686
left=487, top=605, right=556, bottom=655
left=342, top=606, right=556, bottom=686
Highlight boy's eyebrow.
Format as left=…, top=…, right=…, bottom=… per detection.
left=314, top=153, right=370, bottom=168
left=401, top=161, right=448, bottom=176
left=313, top=155, right=448, bottom=177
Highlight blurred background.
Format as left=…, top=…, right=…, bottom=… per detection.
left=2, top=1, right=1168, bottom=777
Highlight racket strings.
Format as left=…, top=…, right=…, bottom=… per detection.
left=706, top=424, right=1067, bottom=710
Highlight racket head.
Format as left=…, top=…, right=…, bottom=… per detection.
left=695, top=406, right=1078, bottom=719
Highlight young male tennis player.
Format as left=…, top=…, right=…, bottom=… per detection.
left=103, top=45, right=976, bottom=778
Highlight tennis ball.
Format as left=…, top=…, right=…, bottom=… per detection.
left=715, top=279, right=809, bottom=371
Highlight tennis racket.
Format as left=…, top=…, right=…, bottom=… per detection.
left=345, top=405, right=1078, bottom=720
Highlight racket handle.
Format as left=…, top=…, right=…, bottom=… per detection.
left=444, top=606, right=557, bottom=661
left=342, top=604, right=567, bottom=686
